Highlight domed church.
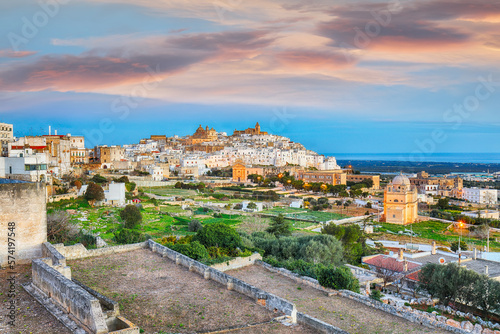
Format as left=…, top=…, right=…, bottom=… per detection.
left=383, top=173, right=418, bottom=225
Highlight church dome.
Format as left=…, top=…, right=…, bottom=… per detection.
left=392, top=174, right=410, bottom=186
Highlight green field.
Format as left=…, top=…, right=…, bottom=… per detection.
left=376, top=220, right=500, bottom=251
left=149, top=187, right=198, bottom=197
left=262, top=207, right=348, bottom=222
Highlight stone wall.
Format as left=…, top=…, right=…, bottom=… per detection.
left=256, top=260, right=334, bottom=295
left=297, top=313, right=349, bottom=334
left=211, top=253, right=262, bottom=272
left=337, top=290, right=469, bottom=334
left=31, top=259, right=109, bottom=334
left=53, top=241, right=147, bottom=260
left=0, top=182, right=47, bottom=266
left=148, top=240, right=298, bottom=323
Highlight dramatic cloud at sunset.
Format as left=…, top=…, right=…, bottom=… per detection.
left=0, top=0, right=499, bottom=153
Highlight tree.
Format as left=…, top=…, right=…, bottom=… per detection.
left=472, top=275, right=500, bottom=314
left=266, top=214, right=292, bottom=238
left=437, top=198, right=449, bottom=210
left=188, top=219, right=203, bottom=232
left=91, top=174, right=108, bottom=184
left=117, top=176, right=130, bottom=183
left=247, top=202, right=257, bottom=210
left=72, top=180, right=82, bottom=190
left=318, top=266, right=360, bottom=293
left=85, top=182, right=104, bottom=205
left=120, top=204, right=143, bottom=229
left=193, top=223, right=241, bottom=249
left=299, top=236, right=343, bottom=265
left=450, top=240, right=468, bottom=253
left=47, top=211, right=78, bottom=244
left=125, top=182, right=136, bottom=192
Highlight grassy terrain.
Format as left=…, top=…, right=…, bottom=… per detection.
left=262, top=207, right=348, bottom=222
left=375, top=220, right=500, bottom=251
left=50, top=197, right=323, bottom=245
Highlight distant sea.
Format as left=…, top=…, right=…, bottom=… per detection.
left=323, top=153, right=500, bottom=164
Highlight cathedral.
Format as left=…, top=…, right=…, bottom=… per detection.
left=233, top=122, right=268, bottom=136
left=384, top=174, right=419, bottom=225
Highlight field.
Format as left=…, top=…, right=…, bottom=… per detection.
left=69, top=249, right=318, bottom=334
left=263, top=207, right=348, bottom=222
left=48, top=196, right=324, bottom=245
left=375, top=220, right=500, bottom=251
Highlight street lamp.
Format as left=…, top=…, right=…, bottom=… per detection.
left=458, top=221, right=464, bottom=254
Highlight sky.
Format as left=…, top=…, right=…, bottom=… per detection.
left=0, top=0, right=499, bottom=157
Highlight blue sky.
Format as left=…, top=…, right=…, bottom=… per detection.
left=1, top=0, right=499, bottom=154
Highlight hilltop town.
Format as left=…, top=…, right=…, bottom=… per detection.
left=1, top=121, right=500, bottom=334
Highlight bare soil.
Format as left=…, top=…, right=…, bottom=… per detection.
left=0, top=264, right=72, bottom=334
left=227, top=265, right=450, bottom=334
left=69, top=249, right=304, bottom=334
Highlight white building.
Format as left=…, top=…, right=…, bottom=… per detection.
left=0, top=148, right=49, bottom=182
left=148, top=166, right=164, bottom=181
left=0, top=122, right=13, bottom=157
left=104, top=183, right=126, bottom=206
left=463, top=188, right=498, bottom=205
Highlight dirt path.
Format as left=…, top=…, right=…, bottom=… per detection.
left=227, top=265, right=450, bottom=334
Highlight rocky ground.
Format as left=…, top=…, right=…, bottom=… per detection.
left=0, top=264, right=72, bottom=334
left=227, top=265, right=451, bottom=334
left=70, top=249, right=314, bottom=334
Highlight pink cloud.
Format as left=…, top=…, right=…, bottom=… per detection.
left=275, top=50, right=355, bottom=70
left=0, top=50, right=37, bottom=58
left=0, top=30, right=276, bottom=92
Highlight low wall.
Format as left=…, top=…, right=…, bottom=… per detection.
left=257, top=260, right=470, bottom=333
left=211, top=253, right=262, bottom=272
left=297, top=313, right=349, bottom=334
left=48, top=193, right=78, bottom=203
left=41, top=242, right=72, bottom=279
left=337, top=290, right=468, bottom=334
left=31, top=259, right=108, bottom=334
left=255, top=260, right=334, bottom=295
left=53, top=242, right=147, bottom=260
left=148, top=240, right=297, bottom=322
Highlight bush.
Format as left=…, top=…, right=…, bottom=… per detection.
left=120, top=205, right=143, bottom=229
left=171, top=241, right=209, bottom=260
left=193, top=223, right=242, bottom=249
left=450, top=240, right=468, bottom=252
left=125, top=182, right=136, bottom=192
left=188, top=219, right=203, bottom=232
left=91, top=174, right=108, bottom=184
left=370, top=290, right=383, bottom=302
left=114, top=229, right=147, bottom=244
left=317, top=266, right=360, bottom=293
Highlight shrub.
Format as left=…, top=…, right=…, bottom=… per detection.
left=171, top=241, right=209, bottom=260
left=188, top=219, right=203, bottom=232
left=193, top=223, right=241, bottom=249
left=125, top=182, right=136, bottom=192
left=120, top=205, right=143, bottom=229
left=370, top=290, right=383, bottom=302
left=317, top=266, right=360, bottom=293
left=114, top=229, right=147, bottom=244
left=450, top=240, right=468, bottom=252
